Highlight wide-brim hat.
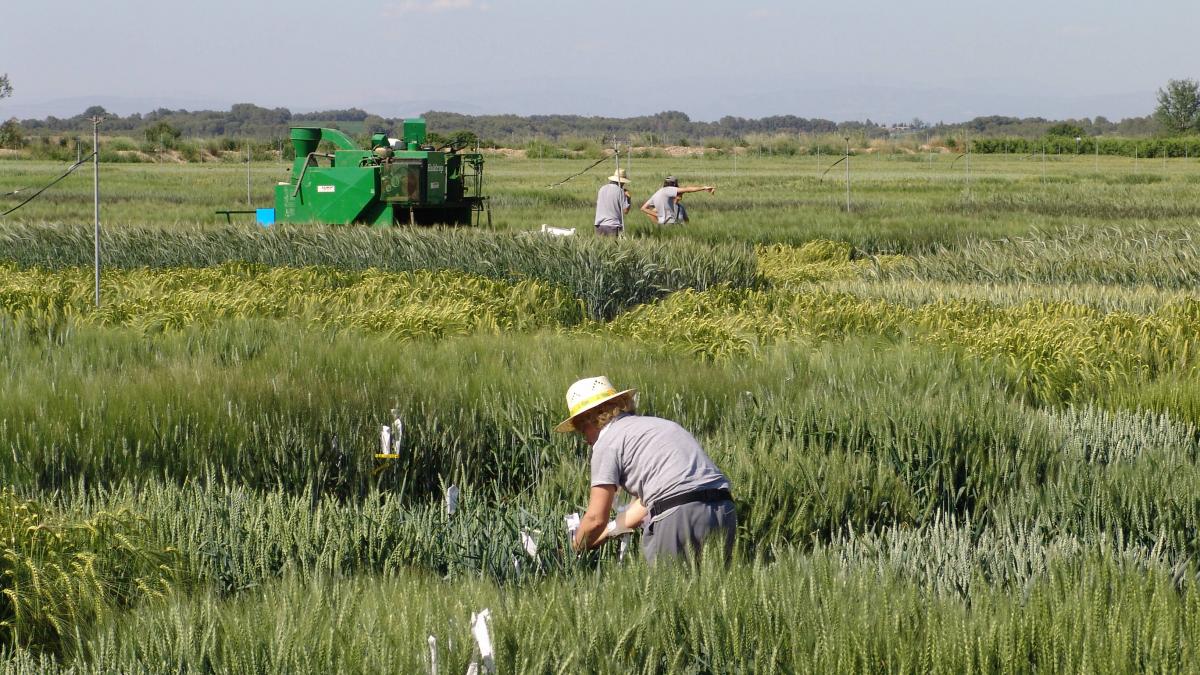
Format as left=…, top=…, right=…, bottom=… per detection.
left=553, top=376, right=637, bottom=433
left=607, top=169, right=630, bottom=184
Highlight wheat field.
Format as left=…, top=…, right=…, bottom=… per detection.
left=0, top=153, right=1198, bottom=672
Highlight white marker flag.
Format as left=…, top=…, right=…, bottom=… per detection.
left=391, top=417, right=404, bottom=454
left=519, top=530, right=538, bottom=558
left=470, top=608, right=495, bottom=673
left=564, top=512, right=581, bottom=542
left=428, top=634, right=438, bottom=675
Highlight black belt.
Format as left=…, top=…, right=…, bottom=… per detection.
left=650, top=488, right=732, bottom=519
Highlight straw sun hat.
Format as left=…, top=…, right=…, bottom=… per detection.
left=607, top=169, right=630, bottom=184
left=553, top=376, right=637, bottom=433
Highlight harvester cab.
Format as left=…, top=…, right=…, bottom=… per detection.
left=274, top=118, right=489, bottom=226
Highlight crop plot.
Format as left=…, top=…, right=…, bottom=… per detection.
left=0, top=153, right=1198, bottom=671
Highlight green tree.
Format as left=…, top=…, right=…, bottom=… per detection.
left=1153, top=78, right=1200, bottom=135
left=450, top=130, right=478, bottom=149
left=0, top=118, right=22, bottom=148
left=144, top=120, right=181, bottom=148
left=362, top=114, right=389, bottom=135
left=0, top=74, right=13, bottom=148
left=1046, top=122, right=1085, bottom=138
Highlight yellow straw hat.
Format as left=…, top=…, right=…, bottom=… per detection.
left=607, top=169, right=630, bottom=184
left=553, top=376, right=636, bottom=433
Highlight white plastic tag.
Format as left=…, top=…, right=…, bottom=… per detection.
left=470, top=609, right=495, bottom=671
left=520, top=530, right=539, bottom=557
left=391, top=417, right=403, bottom=454
left=427, top=634, right=438, bottom=675
left=564, top=512, right=581, bottom=541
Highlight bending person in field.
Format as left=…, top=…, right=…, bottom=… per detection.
left=555, top=376, right=736, bottom=565
left=640, top=175, right=715, bottom=225
left=594, top=168, right=632, bottom=237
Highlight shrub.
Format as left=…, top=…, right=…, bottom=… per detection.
left=524, top=139, right=565, bottom=159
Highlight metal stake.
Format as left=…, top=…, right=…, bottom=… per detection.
left=91, top=116, right=101, bottom=308
left=844, top=136, right=851, bottom=213
left=965, top=132, right=971, bottom=201
left=613, top=136, right=620, bottom=177
left=246, top=142, right=252, bottom=206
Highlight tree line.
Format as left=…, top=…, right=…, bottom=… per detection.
left=3, top=75, right=1199, bottom=149
left=7, top=104, right=1165, bottom=145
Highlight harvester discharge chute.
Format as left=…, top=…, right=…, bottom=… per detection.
left=274, top=118, right=489, bottom=226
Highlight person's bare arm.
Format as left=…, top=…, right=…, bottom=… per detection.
left=573, top=485, right=616, bottom=551
left=622, top=190, right=632, bottom=214
left=618, top=499, right=647, bottom=529
left=676, top=185, right=715, bottom=195
left=593, top=498, right=647, bottom=545
left=640, top=200, right=658, bottom=222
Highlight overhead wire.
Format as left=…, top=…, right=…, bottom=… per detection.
left=544, top=153, right=612, bottom=189
left=820, top=155, right=847, bottom=177
left=1, top=153, right=97, bottom=217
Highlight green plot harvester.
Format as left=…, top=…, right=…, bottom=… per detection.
left=274, top=119, right=489, bottom=226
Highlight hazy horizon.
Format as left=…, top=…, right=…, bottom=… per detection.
left=3, top=0, right=1196, bottom=123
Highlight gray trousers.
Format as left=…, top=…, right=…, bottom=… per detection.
left=595, top=224, right=622, bottom=237
left=641, top=499, right=736, bottom=565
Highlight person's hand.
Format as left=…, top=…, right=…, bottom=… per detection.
left=706, top=186, right=716, bottom=194
left=606, top=520, right=634, bottom=537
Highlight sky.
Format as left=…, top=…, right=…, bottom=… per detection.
left=2, top=0, right=1197, bottom=123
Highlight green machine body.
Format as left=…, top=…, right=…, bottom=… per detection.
left=274, top=118, right=488, bottom=226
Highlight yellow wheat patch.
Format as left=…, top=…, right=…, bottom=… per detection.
left=0, top=264, right=585, bottom=339
left=756, top=240, right=906, bottom=285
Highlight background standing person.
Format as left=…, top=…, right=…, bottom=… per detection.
left=640, top=176, right=715, bottom=225
left=594, top=169, right=631, bottom=237
left=555, top=376, right=736, bottom=565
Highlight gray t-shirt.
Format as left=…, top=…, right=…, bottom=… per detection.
left=590, top=414, right=730, bottom=518
left=644, top=186, right=681, bottom=224
left=594, top=182, right=629, bottom=228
